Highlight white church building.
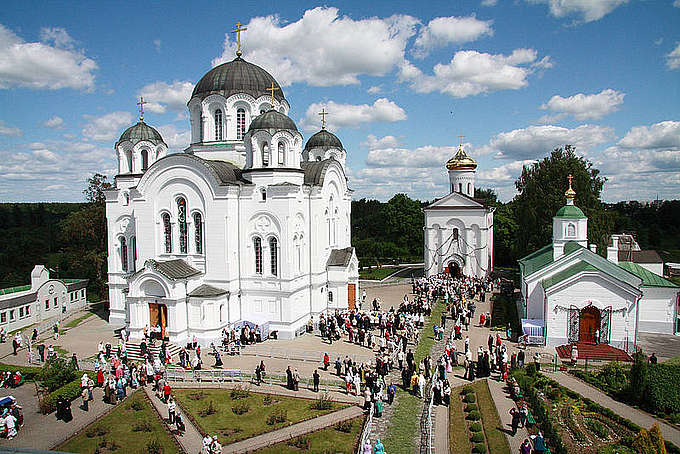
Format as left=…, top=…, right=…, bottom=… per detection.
left=105, top=49, right=358, bottom=343
left=519, top=179, right=679, bottom=352
left=424, top=144, right=494, bottom=279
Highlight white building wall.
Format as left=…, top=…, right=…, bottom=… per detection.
left=638, top=286, right=679, bottom=334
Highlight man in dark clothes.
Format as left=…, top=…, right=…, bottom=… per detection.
left=286, top=366, right=293, bottom=390
left=37, top=344, right=45, bottom=362
left=313, top=369, right=320, bottom=392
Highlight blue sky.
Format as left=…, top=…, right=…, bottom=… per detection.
left=0, top=0, right=678, bottom=202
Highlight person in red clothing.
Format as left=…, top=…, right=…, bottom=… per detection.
left=96, top=369, right=105, bottom=387
left=163, top=383, right=172, bottom=403
left=323, top=353, right=330, bottom=371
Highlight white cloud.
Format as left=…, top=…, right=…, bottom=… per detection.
left=154, top=39, right=161, bottom=53
left=540, top=89, right=625, bottom=121
left=156, top=124, right=191, bottom=151
left=348, top=165, right=448, bottom=201
left=44, top=116, right=64, bottom=128
left=0, top=24, right=97, bottom=91
left=666, top=43, right=680, bottom=70
left=300, top=98, right=406, bottom=131
left=139, top=80, right=194, bottom=114
left=361, top=135, right=401, bottom=150
left=367, top=85, right=382, bottom=94
left=39, top=27, right=75, bottom=49
left=212, top=7, right=418, bottom=87
left=482, top=0, right=498, bottom=5
left=527, top=0, right=628, bottom=22
left=673, top=0, right=680, bottom=7
left=413, top=16, right=493, bottom=58
left=476, top=159, right=537, bottom=200
left=399, top=48, right=551, bottom=98
left=617, top=120, right=680, bottom=149
left=82, top=111, right=134, bottom=142
left=366, top=144, right=457, bottom=168
left=0, top=121, right=21, bottom=136
left=481, top=124, right=614, bottom=160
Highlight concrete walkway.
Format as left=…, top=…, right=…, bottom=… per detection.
left=222, top=405, right=364, bottom=453
left=545, top=370, right=680, bottom=447
left=144, top=386, right=204, bottom=454
left=486, top=377, right=529, bottom=452
left=434, top=405, right=449, bottom=454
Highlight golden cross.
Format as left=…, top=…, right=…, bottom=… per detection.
left=231, top=21, right=247, bottom=57
left=319, top=108, right=328, bottom=129
left=568, top=174, right=573, bottom=188
left=458, top=135, right=465, bottom=146
left=266, top=82, right=279, bottom=105
left=136, top=96, right=147, bottom=121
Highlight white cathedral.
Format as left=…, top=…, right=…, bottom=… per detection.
left=424, top=145, right=494, bottom=279
left=105, top=48, right=358, bottom=343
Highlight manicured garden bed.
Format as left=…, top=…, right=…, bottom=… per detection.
left=359, top=267, right=403, bottom=280
left=173, top=388, right=347, bottom=444
left=253, top=415, right=364, bottom=453
left=58, top=390, right=179, bottom=453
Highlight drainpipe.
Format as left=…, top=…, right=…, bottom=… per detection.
left=237, top=187, right=242, bottom=326
left=308, top=188, right=314, bottom=318
left=184, top=280, right=189, bottom=344
left=634, top=293, right=641, bottom=352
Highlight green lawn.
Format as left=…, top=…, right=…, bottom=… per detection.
left=58, top=391, right=179, bottom=454
left=62, top=311, right=95, bottom=330
left=174, top=388, right=347, bottom=444
left=449, top=386, right=472, bottom=454
left=359, top=267, right=403, bottom=280
left=415, top=299, right=446, bottom=364
left=665, top=355, right=680, bottom=365
left=473, top=380, right=511, bottom=454
left=253, top=416, right=365, bottom=453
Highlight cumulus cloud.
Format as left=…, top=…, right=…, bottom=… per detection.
left=82, top=111, right=134, bottom=142
left=156, top=124, right=191, bottom=151
left=139, top=80, right=194, bottom=114
left=413, top=16, right=493, bottom=58
left=367, top=85, right=382, bottom=94
left=526, top=0, right=628, bottom=22
left=212, top=7, right=418, bottom=87
left=366, top=144, right=458, bottom=168
left=399, top=48, right=551, bottom=98
left=540, top=89, right=625, bottom=121
left=39, top=27, right=75, bottom=49
left=617, top=120, right=680, bottom=149
left=666, top=43, right=680, bottom=70
left=348, top=165, right=449, bottom=201
left=0, top=24, right=97, bottom=91
left=0, top=121, right=21, bottom=136
left=300, top=98, right=406, bottom=132
left=480, top=124, right=614, bottom=160
left=44, top=116, right=64, bottom=129
left=361, top=135, right=401, bottom=150
left=482, top=0, right=498, bottom=5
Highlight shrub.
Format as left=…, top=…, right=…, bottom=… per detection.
left=94, top=437, right=120, bottom=452
left=472, top=443, right=487, bottom=453
left=85, top=425, right=109, bottom=438
left=187, top=392, right=205, bottom=400
left=462, top=386, right=474, bottom=394
left=231, top=401, right=250, bottom=415
left=230, top=385, right=251, bottom=400
left=199, top=400, right=217, bottom=417
left=587, top=419, right=609, bottom=439
left=334, top=420, right=354, bottom=433
left=597, top=361, right=630, bottom=394
left=630, top=351, right=649, bottom=405
left=669, top=413, right=680, bottom=425
left=289, top=435, right=310, bottom=450
left=42, top=378, right=83, bottom=414
left=469, top=423, right=483, bottom=432
left=547, top=387, right=562, bottom=401
left=466, top=404, right=478, bottom=412
left=145, top=439, right=163, bottom=454
left=0, top=364, right=42, bottom=381
left=645, top=364, right=680, bottom=414
left=133, top=420, right=153, bottom=432
left=310, top=392, right=334, bottom=410
left=649, top=423, right=667, bottom=454
left=263, top=395, right=273, bottom=406
left=471, top=432, right=485, bottom=443
left=38, top=357, right=76, bottom=392
left=129, top=398, right=145, bottom=411
left=463, top=393, right=476, bottom=404
left=632, top=428, right=655, bottom=454
left=267, top=407, right=287, bottom=425
left=525, top=362, right=538, bottom=376
left=466, top=411, right=481, bottom=421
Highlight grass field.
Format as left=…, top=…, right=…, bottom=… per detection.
left=449, top=386, right=472, bottom=454
left=174, top=388, right=347, bottom=444
left=253, top=415, right=365, bottom=453
left=62, top=311, right=95, bottom=330
left=473, top=380, right=511, bottom=454
left=359, top=267, right=403, bottom=280
left=58, top=391, right=178, bottom=454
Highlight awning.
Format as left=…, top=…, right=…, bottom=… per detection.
left=521, top=318, right=545, bottom=338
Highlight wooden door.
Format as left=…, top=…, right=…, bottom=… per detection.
left=149, top=303, right=159, bottom=329
left=160, top=305, right=168, bottom=339
left=579, top=306, right=600, bottom=343
left=348, top=284, right=356, bottom=310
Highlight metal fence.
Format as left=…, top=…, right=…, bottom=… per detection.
left=419, top=380, right=435, bottom=454
left=356, top=402, right=374, bottom=454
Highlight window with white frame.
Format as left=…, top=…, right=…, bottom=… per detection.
left=269, top=237, right=278, bottom=276
left=254, top=237, right=263, bottom=274
left=278, top=142, right=285, bottom=165
left=177, top=198, right=188, bottom=254
left=9, top=310, right=14, bottom=321
left=162, top=213, right=172, bottom=253
left=120, top=236, right=128, bottom=272
left=25, top=305, right=29, bottom=316
left=214, top=109, right=223, bottom=141
left=0, top=312, right=5, bottom=323
left=141, top=149, right=149, bottom=171
left=567, top=223, right=576, bottom=237
left=19, top=307, right=23, bottom=318
left=45, top=300, right=49, bottom=310
left=194, top=213, right=203, bottom=254
left=237, top=108, right=246, bottom=140
left=262, top=143, right=270, bottom=166
left=130, top=236, right=137, bottom=271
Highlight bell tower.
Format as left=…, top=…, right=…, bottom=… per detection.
left=446, top=138, right=477, bottom=197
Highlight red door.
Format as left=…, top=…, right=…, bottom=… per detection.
left=579, top=306, right=600, bottom=343
left=348, top=284, right=356, bottom=310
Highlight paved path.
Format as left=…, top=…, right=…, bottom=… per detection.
left=487, top=377, right=529, bottom=452
left=545, top=370, right=680, bottom=448
left=434, top=405, right=449, bottom=454
left=144, top=386, right=203, bottom=454
left=221, top=405, right=364, bottom=453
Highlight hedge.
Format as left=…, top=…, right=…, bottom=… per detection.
left=41, top=371, right=89, bottom=414
left=0, top=363, right=43, bottom=381
left=646, top=364, right=680, bottom=414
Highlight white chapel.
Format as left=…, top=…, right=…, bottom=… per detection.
left=424, top=144, right=494, bottom=279
left=105, top=43, right=358, bottom=343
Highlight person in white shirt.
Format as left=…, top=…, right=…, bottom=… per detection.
left=4, top=412, right=17, bottom=439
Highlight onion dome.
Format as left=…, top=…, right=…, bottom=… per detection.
left=248, top=109, right=297, bottom=133
left=191, top=57, right=285, bottom=102
left=446, top=144, right=477, bottom=170
left=555, top=205, right=586, bottom=218
left=304, top=129, right=344, bottom=152
left=115, top=121, right=165, bottom=147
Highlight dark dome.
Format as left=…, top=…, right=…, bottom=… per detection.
left=248, top=109, right=297, bottom=133
left=116, top=121, right=165, bottom=147
left=191, top=57, right=286, bottom=102
left=304, top=129, right=343, bottom=151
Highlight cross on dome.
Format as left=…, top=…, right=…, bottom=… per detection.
left=266, top=82, right=279, bottom=105
left=136, top=96, right=147, bottom=121
left=231, top=21, right=247, bottom=57
left=565, top=174, right=576, bottom=200
left=319, top=108, right=328, bottom=129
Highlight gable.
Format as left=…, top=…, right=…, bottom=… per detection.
left=424, top=191, right=486, bottom=210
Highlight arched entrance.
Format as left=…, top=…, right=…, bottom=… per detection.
left=149, top=303, right=168, bottom=340
left=579, top=306, right=600, bottom=343
left=448, top=262, right=462, bottom=278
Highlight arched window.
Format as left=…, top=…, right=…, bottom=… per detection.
left=278, top=143, right=285, bottom=165
left=125, top=150, right=133, bottom=173
left=567, top=223, right=576, bottom=237
left=162, top=213, right=172, bottom=253
left=177, top=198, right=188, bottom=253
left=269, top=237, right=278, bottom=276
left=237, top=108, right=246, bottom=140
left=214, top=109, right=223, bottom=141
left=328, top=291, right=333, bottom=303
left=199, top=115, right=204, bottom=142
left=261, top=188, right=267, bottom=202
left=194, top=213, right=203, bottom=254
left=458, top=183, right=462, bottom=193
left=120, top=237, right=128, bottom=272
left=452, top=228, right=459, bottom=241
left=123, top=193, right=129, bottom=205
left=219, top=304, right=225, bottom=323
left=130, top=236, right=137, bottom=272
left=332, top=208, right=338, bottom=245
left=141, top=150, right=149, bottom=171
left=253, top=237, right=263, bottom=274
left=262, top=143, right=270, bottom=166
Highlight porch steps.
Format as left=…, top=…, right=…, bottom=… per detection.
left=125, top=341, right=182, bottom=363
left=555, top=343, right=632, bottom=362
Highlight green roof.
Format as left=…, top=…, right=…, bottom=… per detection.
left=519, top=241, right=584, bottom=277
left=0, top=285, right=31, bottom=296
left=542, top=262, right=597, bottom=289
left=555, top=205, right=586, bottom=218
left=617, top=262, right=678, bottom=288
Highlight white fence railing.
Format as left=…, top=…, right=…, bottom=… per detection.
left=356, top=402, right=374, bottom=454
left=420, top=380, right=435, bottom=454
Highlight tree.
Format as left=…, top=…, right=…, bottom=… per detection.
left=629, top=350, right=649, bottom=404
left=474, top=187, right=499, bottom=207
left=494, top=202, right=519, bottom=267
left=513, top=145, right=612, bottom=257
left=83, top=173, right=111, bottom=205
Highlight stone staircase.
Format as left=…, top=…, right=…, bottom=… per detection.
left=555, top=342, right=633, bottom=362
left=125, top=341, right=182, bottom=362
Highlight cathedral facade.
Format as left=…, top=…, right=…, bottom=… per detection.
left=424, top=145, right=494, bottom=279
left=105, top=53, right=358, bottom=343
